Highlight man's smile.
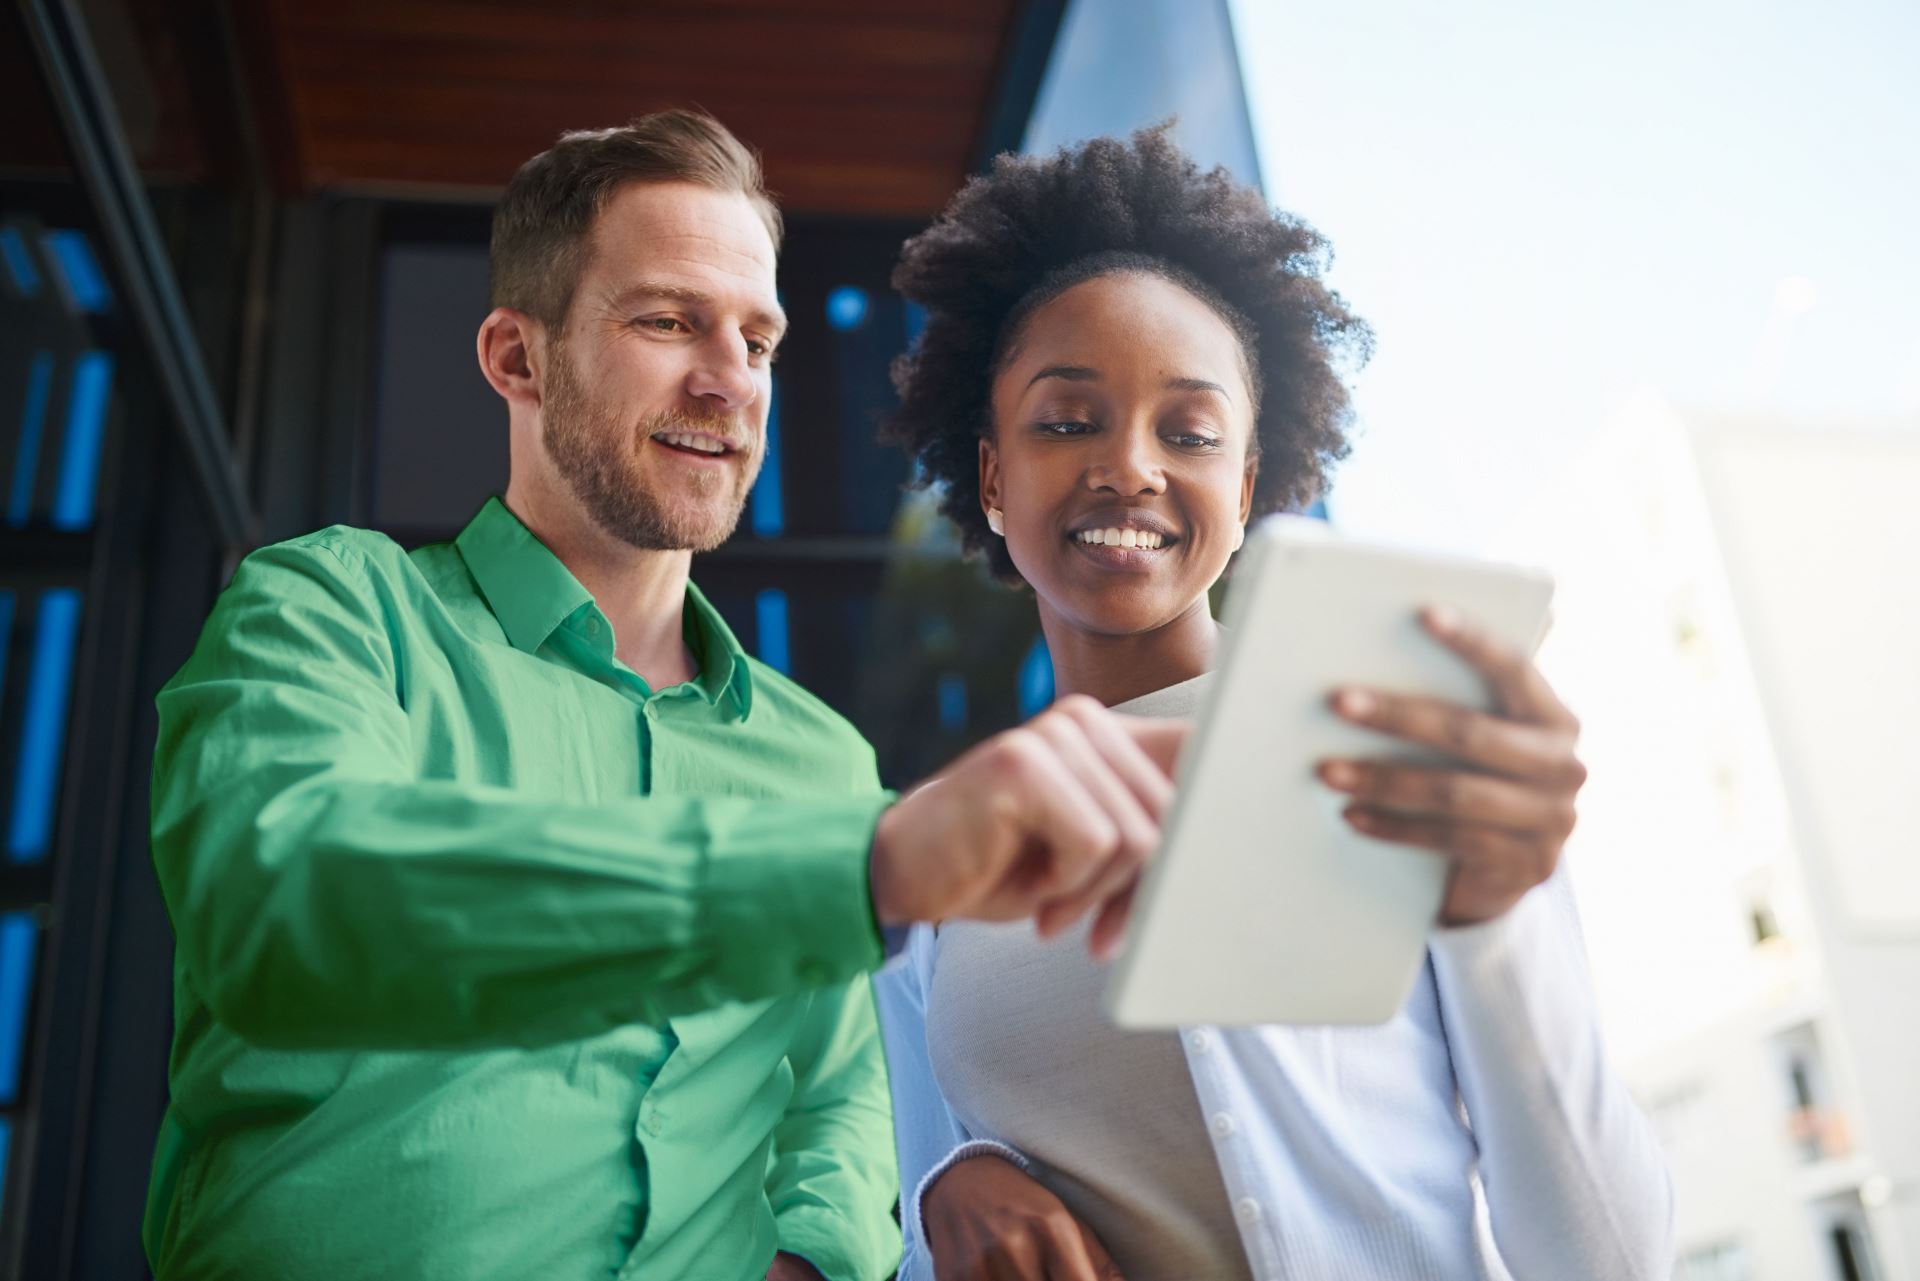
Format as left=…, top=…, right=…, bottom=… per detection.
left=648, top=428, right=750, bottom=463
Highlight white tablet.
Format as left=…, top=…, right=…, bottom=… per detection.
left=1104, top=516, right=1555, bottom=1028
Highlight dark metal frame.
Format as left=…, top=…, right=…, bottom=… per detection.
left=8, top=375, right=171, bottom=1281
left=14, top=0, right=256, bottom=549
left=4, top=2, right=265, bottom=1276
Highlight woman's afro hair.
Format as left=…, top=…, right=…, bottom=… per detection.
left=882, top=124, right=1373, bottom=580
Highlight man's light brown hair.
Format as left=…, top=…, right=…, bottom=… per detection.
left=489, top=109, right=782, bottom=329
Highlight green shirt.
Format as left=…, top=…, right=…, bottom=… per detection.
left=143, top=497, right=900, bottom=1281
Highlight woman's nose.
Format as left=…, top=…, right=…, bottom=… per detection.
left=1086, top=429, right=1165, bottom=495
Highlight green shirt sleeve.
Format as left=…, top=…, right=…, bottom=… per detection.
left=766, top=744, right=904, bottom=1281
left=767, top=980, right=902, bottom=1281
left=151, top=538, right=890, bottom=1051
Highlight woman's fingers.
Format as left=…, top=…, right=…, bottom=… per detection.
left=1330, top=687, right=1584, bottom=787
left=1317, top=759, right=1579, bottom=839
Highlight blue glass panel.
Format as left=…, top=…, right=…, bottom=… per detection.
left=749, top=375, right=784, bottom=536
left=754, top=589, right=790, bottom=674
left=8, top=591, right=83, bottom=864
left=52, top=352, right=114, bottom=528
left=828, top=291, right=912, bottom=535
left=825, top=285, right=870, bottom=332
left=41, top=229, right=112, bottom=315
left=1017, top=634, right=1054, bottom=718
left=0, top=228, right=39, bottom=298
left=1305, top=497, right=1329, bottom=521
left=1023, top=0, right=1262, bottom=191
left=937, top=672, right=968, bottom=732
left=0, top=912, right=37, bottom=1104
left=7, top=352, right=56, bottom=527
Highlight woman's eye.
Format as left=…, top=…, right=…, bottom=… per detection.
left=1168, top=431, right=1223, bottom=450
left=1038, top=421, right=1095, bottom=436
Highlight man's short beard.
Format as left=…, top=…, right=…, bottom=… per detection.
left=541, top=341, right=760, bottom=553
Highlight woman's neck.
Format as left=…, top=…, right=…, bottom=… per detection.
left=1038, top=595, right=1219, bottom=708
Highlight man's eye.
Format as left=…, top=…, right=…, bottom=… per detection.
left=640, top=317, right=689, bottom=333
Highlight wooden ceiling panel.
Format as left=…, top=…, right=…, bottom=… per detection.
left=255, top=0, right=1024, bottom=215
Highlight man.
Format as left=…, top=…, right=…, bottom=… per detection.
left=142, top=112, right=1182, bottom=1281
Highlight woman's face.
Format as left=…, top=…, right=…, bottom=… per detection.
left=983, top=272, right=1258, bottom=637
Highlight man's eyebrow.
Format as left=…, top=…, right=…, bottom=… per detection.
left=613, top=280, right=787, bottom=333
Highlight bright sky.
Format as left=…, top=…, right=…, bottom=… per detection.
left=1228, top=0, right=1920, bottom=555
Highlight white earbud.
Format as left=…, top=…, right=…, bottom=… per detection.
left=1232, top=523, right=1246, bottom=551
left=987, top=508, right=1005, bottom=536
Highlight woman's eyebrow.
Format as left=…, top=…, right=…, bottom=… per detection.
left=1026, top=364, right=1101, bottom=388
left=1025, top=366, right=1231, bottom=403
left=1167, top=376, right=1231, bottom=402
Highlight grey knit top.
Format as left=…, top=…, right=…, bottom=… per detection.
left=923, top=675, right=1255, bottom=1279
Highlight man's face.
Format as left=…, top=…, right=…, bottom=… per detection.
left=538, top=181, right=784, bottom=552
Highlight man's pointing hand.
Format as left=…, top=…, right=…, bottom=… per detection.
left=869, top=695, right=1188, bottom=960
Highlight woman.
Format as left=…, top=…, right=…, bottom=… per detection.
left=872, top=127, right=1673, bottom=1281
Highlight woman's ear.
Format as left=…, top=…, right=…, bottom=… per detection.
left=979, top=437, right=1003, bottom=522
left=1238, top=454, right=1260, bottom=528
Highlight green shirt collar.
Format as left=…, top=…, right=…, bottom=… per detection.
left=455, top=496, right=753, bottom=716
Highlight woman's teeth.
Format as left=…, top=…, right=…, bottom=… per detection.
left=657, top=432, right=727, bottom=454
left=1076, top=528, right=1166, bottom=549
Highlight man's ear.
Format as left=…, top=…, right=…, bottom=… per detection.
left=978, top=437, right=1003, bottom=518
left=477, top=307, right=546, bottom=408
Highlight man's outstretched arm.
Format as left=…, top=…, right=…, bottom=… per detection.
left=156, top=537, right=1186, bottom=1052
left=154, top=538, right=893, bottom=1051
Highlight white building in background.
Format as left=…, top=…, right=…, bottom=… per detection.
left=1489, top=395, right=1920, bottom=1281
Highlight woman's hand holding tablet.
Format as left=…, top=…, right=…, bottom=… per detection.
left=1318, top=604, right=1587, bottom=927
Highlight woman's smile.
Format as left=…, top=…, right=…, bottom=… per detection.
left=1065, top=505, right=1182, bottom=570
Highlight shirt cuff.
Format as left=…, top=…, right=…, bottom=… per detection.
left=1425, top=873, right=1558, bottom=970
left=771, top=1222, right=867, bottom=1281
left=908, top=1139, right=1035, bottom=1259
left=702, top=795, right=894, bottom=996
left=1425, top=871, right=1594, bottom=1077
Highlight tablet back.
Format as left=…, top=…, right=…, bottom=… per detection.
left=1105, top=517, right=1554, bottom=1028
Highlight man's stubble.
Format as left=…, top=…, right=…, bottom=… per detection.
left=540, top=339, right=762, bottom=553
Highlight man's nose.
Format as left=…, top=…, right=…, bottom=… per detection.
left=684, top=333, right=758, bottom=412
left=1087, top=428, right=1165, bottom=495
